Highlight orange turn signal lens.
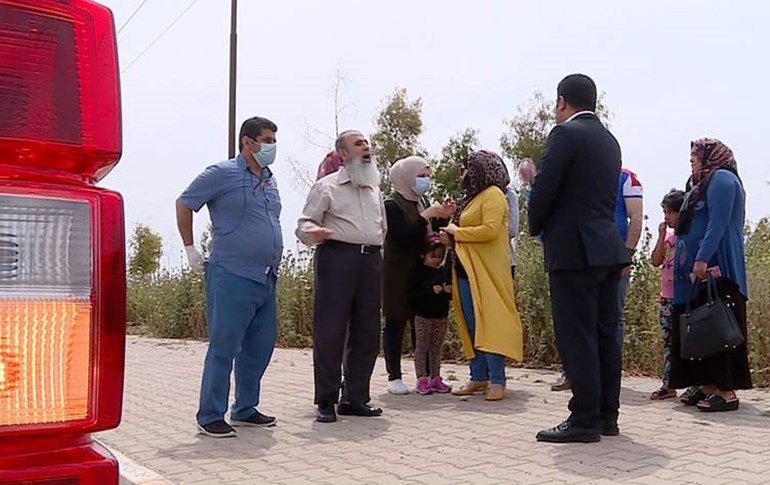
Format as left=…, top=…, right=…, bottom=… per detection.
left=0, top=299, right=91, bottom=426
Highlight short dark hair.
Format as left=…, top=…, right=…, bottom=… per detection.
left=238, top=116, right=277, bottom=151
left=557, top=74, right=597, bottom=112
left=421, top=234, right=445, bottom=256
left=662, top=189, right=686, bottom=212
left=335, top=130, right=359, bottom=151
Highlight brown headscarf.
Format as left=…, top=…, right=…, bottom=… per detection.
left=453, top=150, right=510, bottom=224
left=677, top=138, right=740, bottom=235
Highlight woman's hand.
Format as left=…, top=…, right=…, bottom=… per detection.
left=442, top=223, right=458, bottom=236
left=441, top=199, right=456, bottom=217
left=438, top=231, right=451, bottom=246
left=658, top=222, right=667, bottom=238
left=692, top=260, right=708, bottom=280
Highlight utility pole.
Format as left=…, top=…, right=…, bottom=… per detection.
left=227, top=0, right=237, bottom=158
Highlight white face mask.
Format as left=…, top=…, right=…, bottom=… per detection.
left=414, top=176, right=432, bottom=196
left=254, top=143, right=277, bottom=168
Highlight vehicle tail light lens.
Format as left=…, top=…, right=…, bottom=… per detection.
left=0, top=0, right=122, bottom=183
left=0, top=196, right=92, bottom=427
left=0, top=185, right=125, bottom=438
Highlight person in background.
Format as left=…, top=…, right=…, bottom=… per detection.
left=177, top=116, right=282, bottom=438
left=505, top=163, right=520, bottom=280
left=382, top=156, right=453, bottom=395
left=670, top=138, right=752, bottom=412
left=649, top=189, right=685, bottom=400
left=408, top=235, right=453, bottom=395
left=316, top=150, right=342, bottom=181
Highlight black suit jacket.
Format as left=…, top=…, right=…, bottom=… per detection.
left=528, top=113, right=630, bottom=272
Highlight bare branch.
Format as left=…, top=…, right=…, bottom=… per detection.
left=286, top=156, right=315, bottom=193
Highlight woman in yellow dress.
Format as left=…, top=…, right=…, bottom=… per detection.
left=441, top=150, right=524, bottom=401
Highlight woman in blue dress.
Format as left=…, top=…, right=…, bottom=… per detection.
left=670, top=138, right=752, bottom=412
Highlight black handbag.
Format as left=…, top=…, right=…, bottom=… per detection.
left=679, top=275, right=745, bottom=360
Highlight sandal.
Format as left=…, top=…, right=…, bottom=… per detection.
left=650, top=387, right=677, bottom=400
left=680, top=387, right=706, bottom=406
left=697, top=394, right=739, bottom=413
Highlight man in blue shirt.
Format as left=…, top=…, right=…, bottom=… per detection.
left=176, top=117, right=283, bottom=438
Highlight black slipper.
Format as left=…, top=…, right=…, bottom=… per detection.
left=697, top=394, right=739, bottom=412
left=680, top=388, right=706, bottom=406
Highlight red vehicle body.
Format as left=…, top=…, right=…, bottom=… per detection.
left=0, top=1, right=126, bottom=483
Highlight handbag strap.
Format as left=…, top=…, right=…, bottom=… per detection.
left=685, top=273, right=718, bottom=314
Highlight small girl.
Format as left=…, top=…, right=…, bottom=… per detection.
left=649, top=189, right=685, bottom=400
left=408, top=235, right=453, bottom=395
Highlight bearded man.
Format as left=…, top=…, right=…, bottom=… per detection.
left=296, top=129, right=387, bottom=423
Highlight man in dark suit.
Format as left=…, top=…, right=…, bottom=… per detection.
left=528, top=74, right=630, bottom=443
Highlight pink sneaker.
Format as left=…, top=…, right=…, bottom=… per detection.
left=416, top=377, right=433, bottom=395
left=431, top=376, right=452, bottom=394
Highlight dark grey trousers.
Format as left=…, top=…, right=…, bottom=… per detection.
left=313, top=244, right=382, bottom=405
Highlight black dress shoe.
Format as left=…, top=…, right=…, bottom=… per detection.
left=536, top=421, right=601, bottom=443
left=337, top=402, right=383, bottom=417
left=316, top=404, right=337, bottom=423
left=601, top=421, right=619, bottom=436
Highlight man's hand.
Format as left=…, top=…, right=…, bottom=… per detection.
left=438, top=231, right=451, bottom=246
left=184, top=245, right=204, bottom=273
left=306, top=227, right=334, bottom=245
left=693, top=260, right=708, bottom=281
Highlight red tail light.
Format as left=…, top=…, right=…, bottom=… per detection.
left=0, top=1, right=124, bottom=483
left=0, top=0, right=122, bottom=183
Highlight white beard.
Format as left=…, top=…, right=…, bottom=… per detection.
left=348, top=159, right=380, bottom=188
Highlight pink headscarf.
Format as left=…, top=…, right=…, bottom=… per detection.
left=316, top=150, right=343, bottom=180
left=389, top=156, right=430, bottom=202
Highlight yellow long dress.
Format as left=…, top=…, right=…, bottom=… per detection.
left=451, top=186, right=524, bottom=361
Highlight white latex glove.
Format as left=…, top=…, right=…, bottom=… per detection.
left=184, top=245, right=204, bottom=273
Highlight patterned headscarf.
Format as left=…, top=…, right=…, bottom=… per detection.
left=453, top=150, right=510, bottom=224
left=676, top=138, right=740, bottom=235
left=316, top=150, right=343, bottom=180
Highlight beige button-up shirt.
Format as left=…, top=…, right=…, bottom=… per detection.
left=296, top=167, right=387, bottom=246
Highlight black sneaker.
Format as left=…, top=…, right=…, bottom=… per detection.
left=197, top=419, right=236, bottom=438
left=231, top=410, right=277, bottom=428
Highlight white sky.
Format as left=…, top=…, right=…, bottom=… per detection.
left=99, top=0, right=769, bottom=267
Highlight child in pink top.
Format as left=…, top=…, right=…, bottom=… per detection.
left=650, top=189, right=685, bottom=399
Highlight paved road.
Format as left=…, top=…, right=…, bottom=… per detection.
left=98, top=337, right=770, bottom=485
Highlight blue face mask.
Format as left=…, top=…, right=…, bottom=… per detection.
left=255, top=143, right=277, bottom=168
left=414, top=176, right=432, bottom=196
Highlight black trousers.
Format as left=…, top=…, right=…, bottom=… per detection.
left=313, top=244, right=382, bottom=405
left=383, top=319, right=430, bottom=381
left=549, top=266, right=622, bottom=430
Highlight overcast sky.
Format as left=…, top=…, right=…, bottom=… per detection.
left=100, top=0, right=768, bottom=267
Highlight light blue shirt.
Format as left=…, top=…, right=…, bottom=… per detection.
left=178, top=155, right=283, bottom=283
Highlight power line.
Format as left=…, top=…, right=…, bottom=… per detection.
left=117, top=0, right=150, bottom=35
left=121, top=0, right=201, bottom=75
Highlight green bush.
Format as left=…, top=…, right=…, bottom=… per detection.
left=127, top=219, right=770, bottom=386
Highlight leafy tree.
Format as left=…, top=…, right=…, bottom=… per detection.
left=370, top=88, right=426, bottom=193
left=128, top=224, right=162, bottom=278
left=431, top=128, right=480, bottom=202
left=500, top=91, right=611, bottom=167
